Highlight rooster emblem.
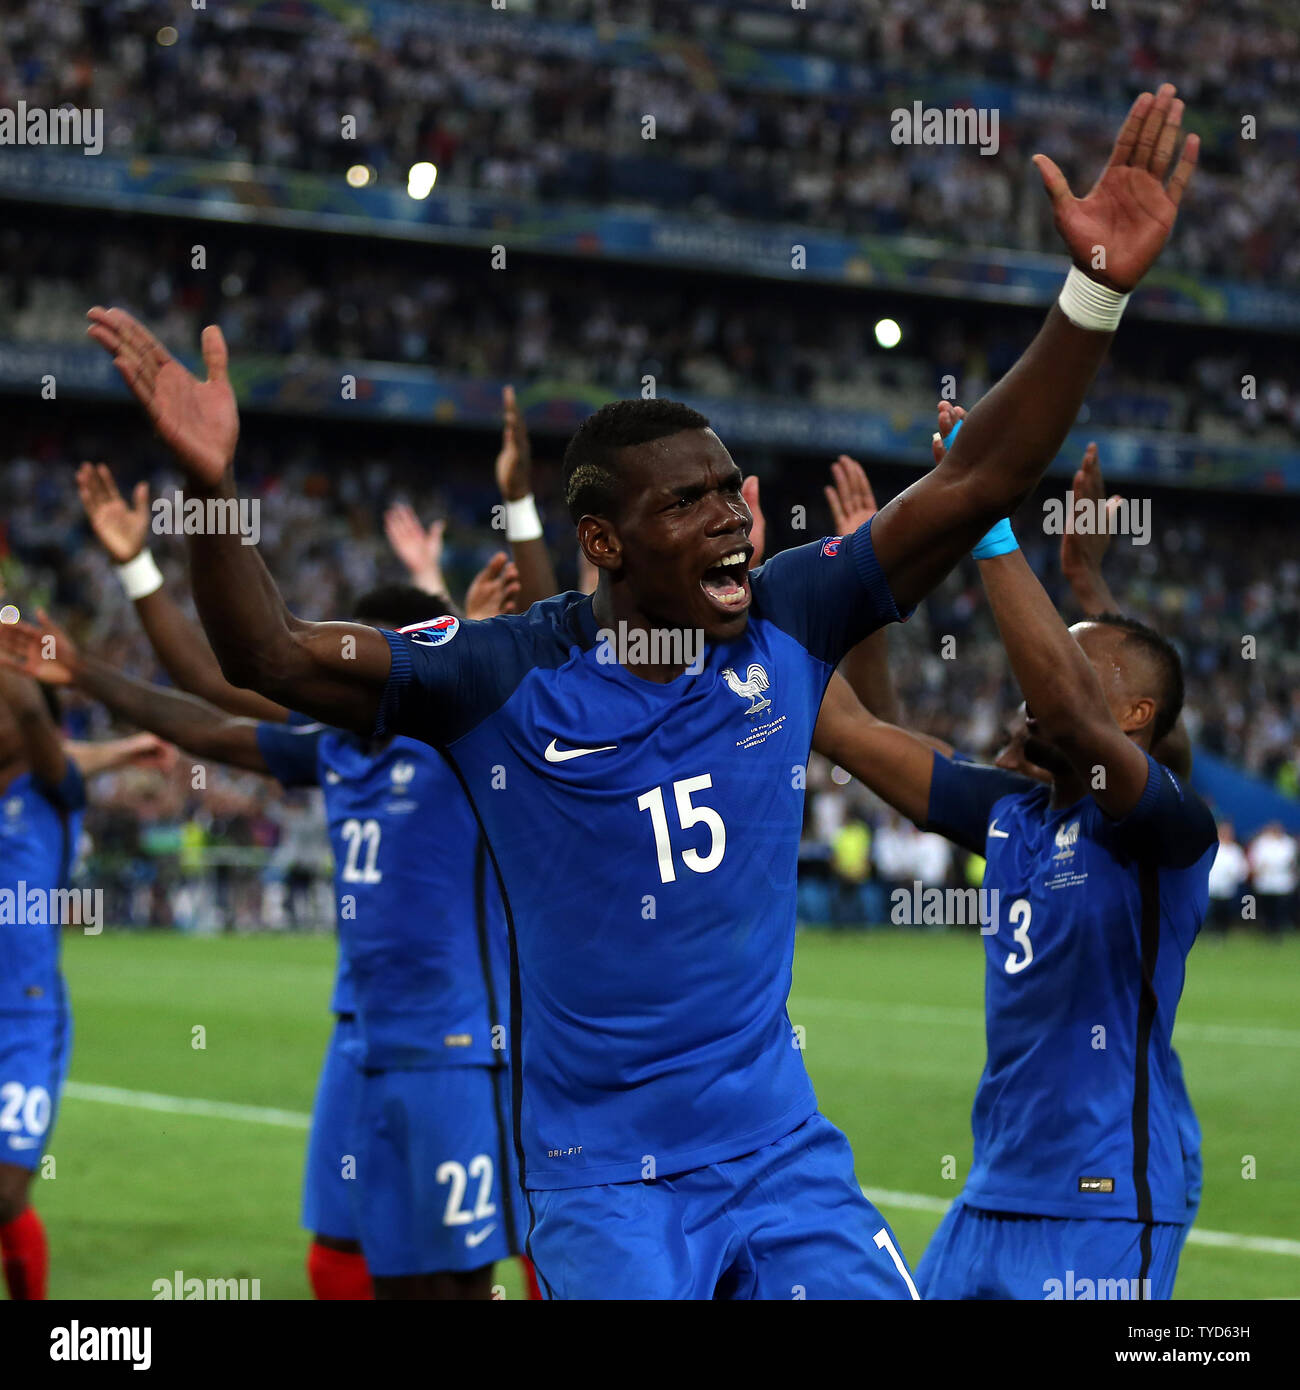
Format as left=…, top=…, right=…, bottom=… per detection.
left=722, top=663, right=772, bottom=716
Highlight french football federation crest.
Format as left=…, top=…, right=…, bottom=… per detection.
left=721, top=663, right=771, bottom=716
left=391, top=760, right=416, bottom=789
left=1054, top=820, right=1080, bottom=856
left=401, top=615, right=459, bottom=647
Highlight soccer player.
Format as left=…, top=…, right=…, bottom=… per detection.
left=0, top=666, right=170, bottom=1299
left=74, top=462, right=532, bottom=1299
left=812, top=501, right=1216, bottom=1299
left=75, top=460, right=372, bottom=1298
left=85, top=87, right=1197, bottom=1298
left=0, top=588, right=528, bottom=1301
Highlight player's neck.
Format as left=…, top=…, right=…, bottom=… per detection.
left=591, top=587, right=697, bottom=684
left=0, top=754, right=26, bottom=796
left=1048, top=770, right=1088, bottom=811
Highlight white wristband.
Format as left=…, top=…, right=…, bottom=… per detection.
left=116, top=549, right=164, bottom=601
left=1057, top=265, right=1130, bottom=332
left=505, top=494, right=543, bottom=543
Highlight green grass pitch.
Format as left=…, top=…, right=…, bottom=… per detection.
left=29, top=927, right=1300, bottom=1300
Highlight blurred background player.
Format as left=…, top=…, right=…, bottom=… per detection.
left=1247, top=821, right=1298, bottom=938
left=7, top=488, right=531, bottom=1299
left=0, top=655, right=171, bottom=1300
left=1206, top=822, right=1250, bottom=936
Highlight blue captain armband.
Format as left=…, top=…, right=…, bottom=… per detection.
left=972, top=518, right=1020, bottom=560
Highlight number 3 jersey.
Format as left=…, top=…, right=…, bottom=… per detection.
left=924, top=751, right=1217, bottom=1224
left=255, top=724, right=509, bottom=1073
left=374, top=522, right=904, bottom=1190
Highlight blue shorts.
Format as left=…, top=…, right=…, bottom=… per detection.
left=0, top=1010, right=73, bottom=1173
left=300, top=1015, right=364, bottom=1240
left=916, top=1196, right=1194, bottom=1300
left=350, top=1064, right=522, bottom=1277
left=527, top=1112, right=919, bottom=1300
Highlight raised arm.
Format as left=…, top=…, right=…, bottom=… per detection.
left=975, top=547, right=1150, bottom=819
left=85, top=309, right=391, bottom=735
left=870, top=86, right=1197, bottom=613
left=0, top=614, right=269, bottom=774
left=0, top=668, right=67, bottom=789
left=812, top=672, right=937, bottom=827
left=495, top=384, right=559, bottom=608
left=384, top=505, right=453, bottom=604
left=78, top=462, right=292, bottom=722
left=63, top=733, right=176, bottom=780
left=823, top=455, right=903, bottom=725
left=1056, top=442, right=1192, bottom=778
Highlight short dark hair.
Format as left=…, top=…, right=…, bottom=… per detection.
left=1091, top=612, right=1185, bottom=746
left=352, top=583, right=456, bottom=630
left=562, top=399, right=710, bottom=524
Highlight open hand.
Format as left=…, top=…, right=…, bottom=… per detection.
left=86, top=308, right=238, bottom=485
left=0, top=610, right=80, bottom=686
left=465, top=552, right=522, bottom=619
left=77, top=462, right=150, bottom=563
left=1033, top=84, right=1198, bottom=293
left=495, top=385, right=533, bottom=502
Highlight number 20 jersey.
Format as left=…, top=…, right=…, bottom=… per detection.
left=375, top=522, right=903, bottom=1190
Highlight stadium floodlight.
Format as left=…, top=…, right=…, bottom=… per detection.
left=345, top=164, right=373, bottom=189
left=407, top=162, right=438, bottom=199
left=874, top=318, right=902, bottom=349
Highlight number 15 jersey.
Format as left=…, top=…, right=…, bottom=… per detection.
left=375, top=523, right=903, bottom=1190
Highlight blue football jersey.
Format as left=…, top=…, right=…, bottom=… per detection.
left=257, top=723, right=508, bottom=1071
left=375, top=522, right=904, bottom=1190
left=0, top=764, right=86, bottom=1015
left=925, top=750, right=1216, bottom=1223
left=281, top=711, right=356, bottom=1017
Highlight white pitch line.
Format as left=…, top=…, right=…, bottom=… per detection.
left=792, top=998, right=1300, bottom=1048
left=861, top=1186, right=1300, bottom=1260
left=63, top=1081, right=310, bottom=1130
left=63, top=1080, right=1299, bottom=1260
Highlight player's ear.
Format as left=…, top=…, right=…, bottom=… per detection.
left=1119, top=694, right=1158, bottom=741
left=578, top=515, right=622, bottom=571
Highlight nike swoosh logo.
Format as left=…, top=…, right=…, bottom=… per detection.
left=544, top=738, right=618, bottom=763
left=7, top=1137, right=38, bottom=1150
left=465, top=1224, right=497, bottom=1249
left=989, top=820, right=1010, bottom=839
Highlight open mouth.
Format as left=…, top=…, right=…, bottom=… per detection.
left=700, top=549, right=752, bottom=614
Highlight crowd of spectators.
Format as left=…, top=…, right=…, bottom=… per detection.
left=3, top=221, right=1298, bottom=446
left=2, top=0, right=1296, bottom=284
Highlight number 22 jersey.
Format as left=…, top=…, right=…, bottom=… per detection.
left=375, top=522, right=903, bottom=1190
